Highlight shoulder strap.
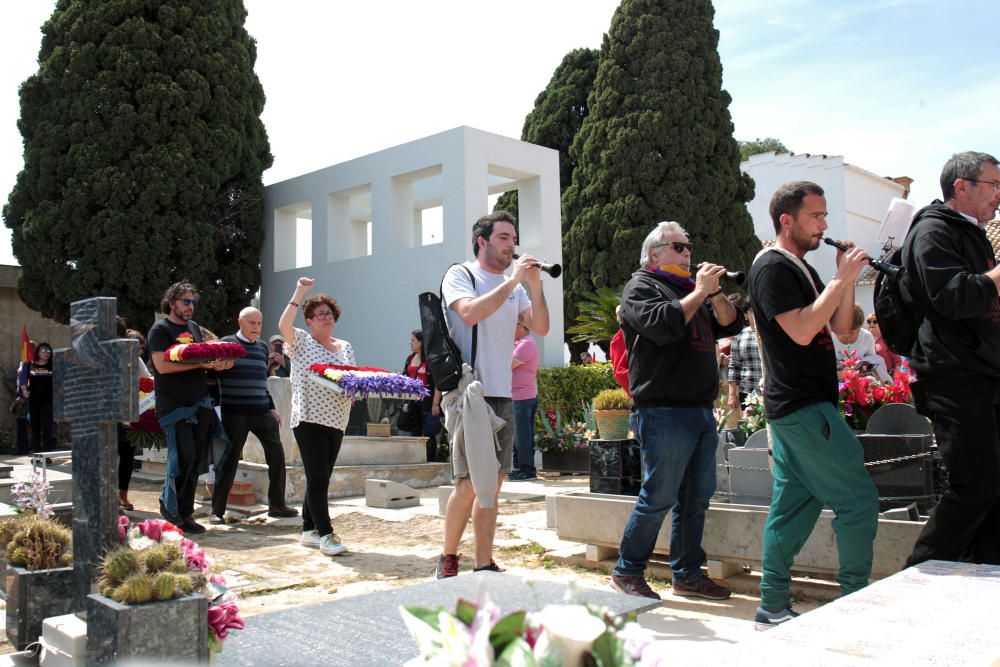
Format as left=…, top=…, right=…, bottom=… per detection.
left=757, top=246, right=833, bottom=337
left=440, top=263, right=478, bottom=369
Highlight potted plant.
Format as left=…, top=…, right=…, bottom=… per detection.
left=535, top=408, right=592, bottom=474
left=592, top=388, right=632, bottom=441
left=87, top=518, right=244, bottom=663
left=4, top=516, right=75, bottom=650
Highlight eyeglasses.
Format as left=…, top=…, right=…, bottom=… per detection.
left=311, top=310, right=335, bottom=320
left=179, top=298, right=199, bottom=307
left=964, top=178, right=1000, bottom=192
left=867, top=319, right=878, bottom=325
left=654, top=241, right=693, bottom=254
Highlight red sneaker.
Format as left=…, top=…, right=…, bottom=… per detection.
left=435, top=553, right=461, bottom=579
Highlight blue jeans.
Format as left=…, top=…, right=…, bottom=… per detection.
left=614, top=406, right=718, bottom=583
left=513, top=398, right=538, bottom=472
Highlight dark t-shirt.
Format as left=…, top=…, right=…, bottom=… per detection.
left=749, top=251, right=838, bottom=419
left=147, top=318, right=208, bottom=417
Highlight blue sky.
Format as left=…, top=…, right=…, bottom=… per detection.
left=0, top=0, right=997, bottom=266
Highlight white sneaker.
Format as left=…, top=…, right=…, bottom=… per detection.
left=301, top=530, right=321, bottom=547
left=320, top=533, right=347, bottom=556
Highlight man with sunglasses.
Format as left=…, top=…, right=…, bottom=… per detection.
left=148, top=282, right=234, bottom=534
left=610, top=221, right=743, bottom=600
left=900, top=151, right=1000, bottom=567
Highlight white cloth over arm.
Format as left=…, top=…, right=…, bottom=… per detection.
left=441, top=364, right=506, bottom=509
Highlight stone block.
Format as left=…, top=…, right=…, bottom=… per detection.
left=365, top=479, right=419, bottom=509
left=585, top=544, right=618, bottom=562
left=5, top=565, right=77, bottom=650
left=707, top=560, right=743, bottom=580
left=86, top=592, right=208, bottom=665
left=41, top=612, right=87, bottom=663
left=555, top=492, right=924, bottom=579
left=336, top=435, right=428, bottom=465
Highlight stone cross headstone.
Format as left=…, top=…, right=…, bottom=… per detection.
left=53, top=297, right=138, bottom=610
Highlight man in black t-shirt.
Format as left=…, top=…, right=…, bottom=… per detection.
left=748, top=181, right=879, bottom=629
left=148, top=281, right=233, bottom=534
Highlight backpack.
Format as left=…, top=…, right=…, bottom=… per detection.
left=418, top=264, right=477, bottom=393
left=873, top=246, right=920, bottom=356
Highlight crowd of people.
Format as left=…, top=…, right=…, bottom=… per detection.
left=73, top=150, right=995, bottom=633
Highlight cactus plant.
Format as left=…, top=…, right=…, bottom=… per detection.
left=100, top=540, right=195, bottom=605
left=102, top=546, right=140, bottom=584
left=112, top=574, right=154, bottom=605
left=5, top=517, right=72, bottom=570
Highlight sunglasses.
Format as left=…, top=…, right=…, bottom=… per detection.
left=867, top=319, right=877, bottom=325
left=655, top=241, right=694, bottom=254
left=179, top=298, right=199, bottom=307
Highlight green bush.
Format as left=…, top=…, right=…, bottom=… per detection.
left=537, top=362, right=617, bottom=425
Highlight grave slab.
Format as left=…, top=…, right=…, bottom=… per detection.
left=717, top=560, right=1000, bottom=666
left=556, top=492, right=923, bottom=579
left=219, top=572, right=660, bottom=666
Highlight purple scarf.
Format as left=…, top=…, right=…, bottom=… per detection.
left=647, top=264, right=696, bottom=292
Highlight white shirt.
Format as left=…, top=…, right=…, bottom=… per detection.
left=441, top=262, right=531, bottom=398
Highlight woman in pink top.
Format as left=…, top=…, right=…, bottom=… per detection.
left=867, top=312, right=901, bottom=375
left=510, top=315, right=540, bottom=480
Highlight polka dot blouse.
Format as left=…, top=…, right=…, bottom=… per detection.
left=286, top=327, right=355, bottom=430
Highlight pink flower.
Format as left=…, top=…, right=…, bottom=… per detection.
left=182, top=539, right=208, bottom=571
left=136, top=518, right=179, bottom=542
left=117, top=516, right=130, bottom=543
left=207, top=601, right=245, bottom=640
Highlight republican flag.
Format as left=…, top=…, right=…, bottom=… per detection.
left=20, top=325, right=32, bottom=364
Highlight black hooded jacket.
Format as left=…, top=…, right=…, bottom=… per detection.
left=621, top=268, right=745, bottom=407
left=900, top=200, right=1000, bottom=378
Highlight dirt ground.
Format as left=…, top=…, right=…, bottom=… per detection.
left=105, top=479, right=612, bottom=618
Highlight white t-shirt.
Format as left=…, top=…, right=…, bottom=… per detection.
left=442, top=261, right=531, bottom=398
left=286, top=327, right=356, bottom=430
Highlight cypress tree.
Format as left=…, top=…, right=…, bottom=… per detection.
left=3, top=0, right=272, bottom=332
left=562, top=0, right=758, bottom=315
left=495, top=48, right=599, bottom=221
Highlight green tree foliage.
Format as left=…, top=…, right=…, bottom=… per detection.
left=3, top=1, right=273, bottom=332
left=495, top=48, right=600, bottom=221
left=739, top=137, right=789, bottom=161
left=561, top=0, right=759, bottom=323
left=565, top=286, right=622, bottom=348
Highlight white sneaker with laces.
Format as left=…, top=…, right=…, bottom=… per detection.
left=301, top=530, right=321, bottom=547
left=320, top=533, right=347, bottom=556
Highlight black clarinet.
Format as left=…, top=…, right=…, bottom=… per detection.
left=822, top=238, right=901, bottom=281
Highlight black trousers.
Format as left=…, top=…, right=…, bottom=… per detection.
left=117, top=424, right=135, bottom=492
left=173, top=407, right=213, bottom=519
left=292, top=421, right=343, bottom=536
left=213, top=412, right=288, bottom=516
left=907, top=374, right=1000, bottom=566
left=29, top=399, right=54, bottom=452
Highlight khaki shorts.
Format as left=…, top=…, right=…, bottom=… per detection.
left=451, top=397, right=515, bottom=478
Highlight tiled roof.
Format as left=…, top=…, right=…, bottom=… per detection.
left=987, top=220, right=1000, bottom=255
left=856, top=246, right=898, bottom=286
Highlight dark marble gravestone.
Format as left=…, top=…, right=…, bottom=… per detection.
left=590, top=439, right=641, bottom=496
left=53, top=297, right=138, bottom=610
left=219, top=572, right=660, bottom=667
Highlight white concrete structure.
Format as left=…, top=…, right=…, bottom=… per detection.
left=260, top=126, right=565, bottom=370
left=741, top=153, right=908, bottom=313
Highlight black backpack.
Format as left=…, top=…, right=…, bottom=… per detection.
left=418, top=264, right=477, bottom=392
left=873, top=246, right=921, bottom=357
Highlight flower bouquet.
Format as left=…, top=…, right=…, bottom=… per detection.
left=739, top=392, right=768, bottom=437
left=165, top=340, right=246, bottom=363
left=535, top=407, right=597, bottom=453
left=127, top=377, right=165, bottom=450
left=308, top=363, right=429, bottom=400
left=401, top=592, right=664, bottom=666
left=839, top=354, right=913, bottom=431
left=108, top=517, right=244, bottom=653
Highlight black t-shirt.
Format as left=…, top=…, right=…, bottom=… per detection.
left=147, top=318, right=207, bottom=417
left=748, top=251, right=838, bottom=419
